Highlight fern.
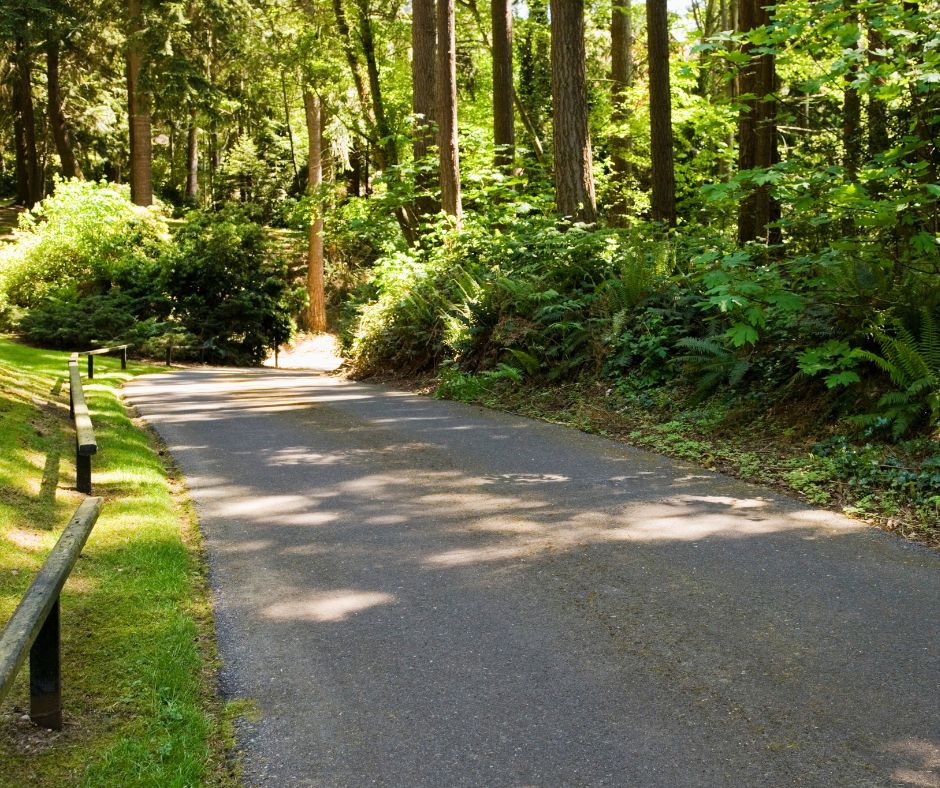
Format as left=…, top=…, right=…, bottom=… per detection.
left=859, top=308, right=940, bottom=438
left=675, top=337, right=751, bottom=395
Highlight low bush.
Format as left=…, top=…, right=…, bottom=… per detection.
left=0, top=178, right=171, bottom=308
left=164, top=205, right=305, bottom=364
left=0, top=183, right=303, bottom=364
left=346, top=201, right=939, bottom=440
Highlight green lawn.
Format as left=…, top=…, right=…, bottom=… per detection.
left=0, top=338, right=232, bottom=786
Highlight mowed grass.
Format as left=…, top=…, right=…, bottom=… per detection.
left=0, top=338, right=230, bottom=786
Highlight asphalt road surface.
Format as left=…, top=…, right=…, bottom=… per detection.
left=124, top=368, right=940, bottom=787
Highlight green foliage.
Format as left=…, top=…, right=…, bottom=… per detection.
left=674, top=336, right=751, bottom=394
left=0, top=179, right=171, bottom=308
left=1, top=185, right=301, bottom=363
left=807, top=435, right=940, bottom=512
left=435, top=360, right=523, bottom=403
left=164, top=205, right=304, bottom=364
left=858, top=310, right=940, bottom=438
left=16, top=292, right=171, bottom=352
left=798, top=340, right=865, bottom=388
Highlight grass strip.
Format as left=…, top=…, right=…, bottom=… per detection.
left=0, top=337, right=232, bottom=786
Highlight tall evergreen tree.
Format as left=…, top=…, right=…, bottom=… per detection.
left=550, top=0, right=596, bottom=223
left=491, top=0, right=514, bottom=171
left=646, top=0, right=676, bottom=226
left=304, top=90, right=327, bottom=333
left=47, top=37, right=83, bottom=180
left=736, top=0, right=777, bottom=243
left=437, top=0, right=462, bottom=223
left=609, top=0, right=633, bottom=224
left=127, top=0, right=153, bottom=205
left=412, top=0, right=439, bottom=218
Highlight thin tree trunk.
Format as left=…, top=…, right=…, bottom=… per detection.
left=304, top=92, right=327, bottom=334
left=609, top=0, right=633, bottom=224
left=127, top=0, right=153, bottom=205
left=281, top=71, right=298, bottom=183
left=12, top=38, right=41, bottom=207
left=866, top=24, right=889, bottom=158
left=46, top=39, right=82, bottom=180
left=356, top=0, right=417, bottom=242
left=437, top=0, right=462, bottom=223
left=647, top=0, right=676, bottom=225
left=185, top=110, right=199, bottom=202
left=550, top=0, right=596, bottom=223
left=736, top=0, right=777, bottom=244
left=412, top=0, right=440, bottom=218
left=694, top=0, right=719, bottom=96
left=356, top=0, right=394, bottom=171
left=458, top=0, right=545, bottom=163
left=332, top=0, right=371, bottom=122
left=491, top=0, right=515, bottom=171
left=842, top=0, right=861, bottom=179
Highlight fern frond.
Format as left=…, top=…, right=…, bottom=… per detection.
left=675, top=337, right=728, bottom=359
left=918, top=307, right=940, bottom=373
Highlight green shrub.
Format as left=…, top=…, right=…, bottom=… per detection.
left=17, top=292, right=171, bottom=350
left=0, top=178, right=171, bottom=308
left=163, top=205, right=304, bottom=364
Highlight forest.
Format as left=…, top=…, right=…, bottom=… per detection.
left=0, top=0, right=938, bottom=537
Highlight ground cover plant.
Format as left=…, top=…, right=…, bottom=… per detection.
left=0, top=337, right=233, bottom=786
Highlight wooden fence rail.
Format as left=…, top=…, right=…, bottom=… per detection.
left=0, top=498, right=103, bottom=729
left=82, top=344, right=129, bottom=379
left=68, top=354, right=97, bottom=494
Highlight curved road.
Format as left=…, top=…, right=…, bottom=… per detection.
left=124, top=368, right=939, bottom=787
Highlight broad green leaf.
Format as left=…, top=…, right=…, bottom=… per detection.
left=726, top=323, right=759, bottom=347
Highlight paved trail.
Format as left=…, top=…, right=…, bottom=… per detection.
left=124, top=368, right=939, bottom=787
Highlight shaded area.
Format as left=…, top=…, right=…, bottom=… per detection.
left=126, top=368, right=940, bottom=787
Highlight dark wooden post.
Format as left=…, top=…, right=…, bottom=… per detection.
left=29, top=599, right=61, bottom=729
left=120, top=346, right=127, bottom=369
left=0, top=498, right=102, bottom=731
left=87, top=355, right=94, bottom=379
left=76, top=449, right=91, bottom=494
left=165, top=345, right=172, bottom=366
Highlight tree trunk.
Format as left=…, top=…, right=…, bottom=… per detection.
left=646, top=0, right=676, bottom=225
left=866, top=24, right=889, bottom=158
left=550, top=0, right=596, bottom=223
left=491, top=0, right=515, bottom=171
left=12, top=38, right=41, bottom=207
left=437, top=0, right=462, bottom=223
left=412, top=0, right=440, bottom=218
left=332, top=0, right=371, bottom=123
left=281, top=71, right=298, bottom=183
left=457, top=0, right=545, bottom=163
left=356, top=0, right=417, bottom=242
left=185, top=110, right=199, bottom=202
left=736, top=0, right=777, bottom=244
left=304, top=92, right=327, bottom=334
left=519, top=0, right=551, bottom=159
left=127, top=0, right=153, bottom=206
left=842, top=0, right=861, bottom=179
left=609, top=0, right=633, bottom=224
left=47, top=39, right=83, bottom=180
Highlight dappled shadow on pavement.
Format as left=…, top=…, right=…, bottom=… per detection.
left=126, top=368, right=940, bottom=787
